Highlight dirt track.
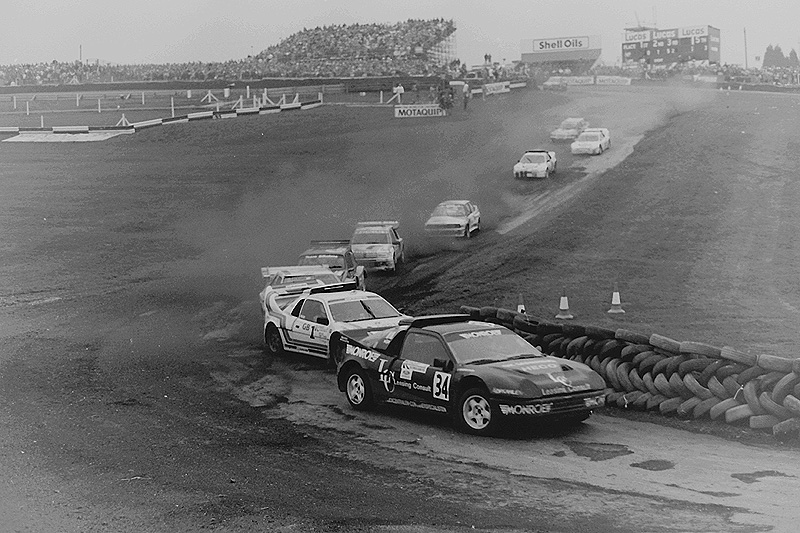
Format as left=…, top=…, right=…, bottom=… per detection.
left=2, top=85, right=800, bottom=532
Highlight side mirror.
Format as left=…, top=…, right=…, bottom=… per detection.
left=434, top=358, right=453, bottom=372
left=316, top=316, right=329, bottom=326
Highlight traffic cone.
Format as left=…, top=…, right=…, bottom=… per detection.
left=608, top=283, right=625, bottom=314
left=516, top=293, right=526, bottom=314
left=555, top=288, right=574, bottom=320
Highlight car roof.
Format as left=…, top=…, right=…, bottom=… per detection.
left=562, top=117, right=586, bottom=123
left=523, top=150, right=549, bottom=154
left=300, top=246, right=348, bottom=256
left=436, top=199, right=471, bottom=206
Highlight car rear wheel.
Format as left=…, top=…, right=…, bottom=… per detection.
left=345, top=368, right=374, bottom=411
left=456, top=388, right=496, bottom=435
left=464, top=225, right=471, bottom=239
left=264, top=324, right=284, bottom=356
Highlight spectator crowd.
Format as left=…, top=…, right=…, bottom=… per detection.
left=0, top=18, right=459, bottom=86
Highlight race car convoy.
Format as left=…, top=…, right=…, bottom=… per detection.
left=256, top=113, right=611, bottom=435
left=334, top=314, right=606, bottom=435
left=424, top=200, right=481, bottom=238
left=262, top=281, right=409, bottom=360
left=350, top=221, right=405, bottom=273
left=513, top=150, right=557, bottom=179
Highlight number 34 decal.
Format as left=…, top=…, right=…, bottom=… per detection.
left=433, top=372, right=451, bottom=401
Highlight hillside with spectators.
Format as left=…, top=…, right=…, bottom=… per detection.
left=0, top=18, right=457, bottom=86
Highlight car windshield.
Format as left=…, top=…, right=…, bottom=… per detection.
left=576, top=133, right=599, bottom=142
left=444, top=329, right=541, bottom=365
left=329, top=298, right=401, bottom=322
left=351, top=232, right=389, bottom=245
left=299, top=254, right=345, bottom=269
left=272, top=273, right=339, bottom=288
left=520, top=153, right=546, bottom=164
left=432, top=204, right=468, bottom=217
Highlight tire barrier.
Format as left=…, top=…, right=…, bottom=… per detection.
left=459, top=305, right=800, bottom=440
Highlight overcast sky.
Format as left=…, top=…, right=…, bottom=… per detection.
left=2, top=1, right=798, bottom=68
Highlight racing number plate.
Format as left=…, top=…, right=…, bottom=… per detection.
left=433, top=371, right=450, bottom=401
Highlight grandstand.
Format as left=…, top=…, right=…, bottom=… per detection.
left=0, top=19, right=458, bottom=86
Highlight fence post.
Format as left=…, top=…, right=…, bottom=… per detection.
left=26, top=100, right=29, bottom=115
left=40, top=115, right=44, bottom=128
left=171, top=96, right=175, bottom=117
left=98, top=98, right=101, bottom=113
left=142, top=92, right=145, bottom=105
left=13, top=95, right=16, bottom=109
left=246, top=85, right=250, bottom=98
left=187, top=89, right=192, bottom=99
left=76, top=93, right=80, bottom=107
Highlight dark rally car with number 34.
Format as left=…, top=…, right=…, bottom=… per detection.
left=332, top=315, right=606, bottom=435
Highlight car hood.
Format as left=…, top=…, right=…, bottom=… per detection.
left=351, top=244, right=393, bottom=254
left=514, top=162, right=547, bottom=170
left=425, top=215, right=466, bottom=226
left=337, top=316, right=407, bottom=331
left=461, top=356, right=606, bottom=398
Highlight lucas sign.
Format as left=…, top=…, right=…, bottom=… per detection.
left=394, top=104, right=446, bottom=118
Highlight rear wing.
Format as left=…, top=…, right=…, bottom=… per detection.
left=261, top=265, right=335, bottom=278
left=309, top=239, right=351, bottom=246
left=356, top=220, right=399, bottom=229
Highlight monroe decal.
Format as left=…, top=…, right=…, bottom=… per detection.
left=346, top=344, right=382, bottom=362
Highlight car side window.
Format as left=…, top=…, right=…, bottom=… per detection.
left=299, top=299, right=327, bottom=323
left=290, top=299, right=305, bottom=318
left=401, top=332, right=450, bottom=367
left=391, top=229, right=401, bottom=243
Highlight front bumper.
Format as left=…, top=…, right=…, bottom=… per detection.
left=425, top=225, right=466, bottom=237
left=514, top=170, right=547, bottom=178
left=571, top=146, right=600, bottom=155
left=493, top=391, right=605, bottom=419
left=354, top=256, right=395, bottom=270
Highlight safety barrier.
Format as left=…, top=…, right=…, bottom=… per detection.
left=1, top=98, right=323, bottom=141
left=458, top=304, right=800, bottom=440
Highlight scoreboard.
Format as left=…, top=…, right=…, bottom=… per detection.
left=622, top=25, right=720, bottom=66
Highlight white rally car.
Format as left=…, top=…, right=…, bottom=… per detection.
left=262, top=281, right=409, bottom=360
left=424, top=200, right=481, bottom=238
left=513, top=150, right=557, bottom=179
left=571, top=128, right=611, bottom=155
left=350, top=221, right=405, bottom=273
left=550, top=117, right=588, bottom=142
left=258, top=265, right=341, bottom=311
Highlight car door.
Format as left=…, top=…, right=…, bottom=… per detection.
left=286, top=298, right=330, bottom=356
left=391, top=331, right=453, bottom=412
left=390, top=228, right=404, bottom=261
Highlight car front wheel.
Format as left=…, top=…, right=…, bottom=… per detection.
left=345, top=368, right=374, bottom=411
left=455, top=388, right=496, bottom=435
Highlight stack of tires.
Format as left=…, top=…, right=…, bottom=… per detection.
left=459, top=305, right=800, bottom=439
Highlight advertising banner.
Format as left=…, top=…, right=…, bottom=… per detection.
left=595, top=76, right=632, bottom=85
left=394, top=104, right=446, bottom=118
left=564, top=76, right=595, bottom=85
left=484, top=81, right=511, bottom=95
left=531, top=36, right=590, bottom=53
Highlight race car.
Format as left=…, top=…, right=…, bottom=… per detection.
left=334, top=315, right=606, bottom=435
left=298, top=240, right=366, bottom=290
left=262, top=281, right=409, bottom=360
left=258, top=265, right=341, bottom=311
left=513, top=150, right=557, bottom=179
left=570, top=128, right=611, bottom=155
left=550, top=117, right=588, bottom=142
left=424, top=200, right=481, bottom=238
left=350, top=221, right=405, bottom=273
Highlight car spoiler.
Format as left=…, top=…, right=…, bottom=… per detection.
left=261, top=265, right=334, bottom=278
left=356, top=220, right=399, bottom=229
left=309, top=239, right=351, bottom=246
